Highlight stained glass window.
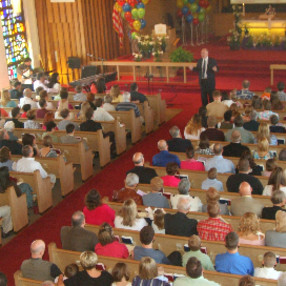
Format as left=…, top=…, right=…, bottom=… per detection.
left=0, top=0, right=29, bottom=79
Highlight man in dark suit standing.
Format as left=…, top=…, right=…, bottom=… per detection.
left=190, top=48, right=218, bottom=106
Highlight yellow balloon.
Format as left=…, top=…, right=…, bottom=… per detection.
left=117, top=5, right=122, bottom=12
left=133, top=20, right=141, bottom=31
left=177, top=0, right=184, bottom=8
left=142, top=0, right=150, bottom=4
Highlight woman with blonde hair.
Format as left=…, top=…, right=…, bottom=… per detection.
left=184, top=114, right=205, bottom=140
left=256, top=122, right=277, bottom=146
left=152, top=209, right=165, bottom=234
left=237, top=212, right=265, bottom=246
left=112, top=263, right=131, bottom=286
left=265, top=210, right=286, bottom=248
left=253, top=138, right=275, bottom=160
left=110, top=85, right=123, bottom=103
left=0, top=89, right=17, bottom=107
left=78, top=101, right=90, bottom=121
left=114, top=199, right=148, bottom=231
left=262, top=167, right=286, bottom=196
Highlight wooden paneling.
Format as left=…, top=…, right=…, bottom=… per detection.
left=35, top=0, right=131, bottom=84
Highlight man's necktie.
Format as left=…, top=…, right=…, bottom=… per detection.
left=202, top=59, right=206, bottom=79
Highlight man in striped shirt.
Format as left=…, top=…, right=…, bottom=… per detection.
left=116, top=91, right=141, bottom=118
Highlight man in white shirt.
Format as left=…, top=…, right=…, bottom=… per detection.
left=19, top=89, right=38, bottom=109
left=205, top=143, right=235, bottom=174
left=254, top=251, right=282, bottom=280
left=12, top=145, right=56, bottom=184
left=93, top=98, right=114, bottom=122
left=33, top=72, right=48, bottom=92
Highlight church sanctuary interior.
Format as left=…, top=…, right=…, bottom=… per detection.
left=1, top=0, right=286, bottom=285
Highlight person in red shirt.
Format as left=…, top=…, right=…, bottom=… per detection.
left=83, top=189, right=115, bottom=227
left=181, top=146, right=205, bottom=171
left=161, top=162, right=181, bottom=187
left=95, top=223, right=129, bottom=259
left=36, top=98, right=48, bottom=119
left=197, top=202, right=232, bottom=241
left=20, top=104, right=31, bottom=118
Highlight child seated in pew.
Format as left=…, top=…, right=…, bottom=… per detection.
left=262, top=158, right=277, bottom=177
left=73, top=84, right=87, bottom=102
left=201, top=168, right=223, bottom=192
left=254, top=251, right=282, bottom=280
left=20, top=104, right=31, bottom=119
left=111, top=262, right=131, bottom=286
left=54, top=263, right=79, bottom=283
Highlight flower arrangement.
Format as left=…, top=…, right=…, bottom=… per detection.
left=228, top=5, right=243, bottom=50
left=242, top=33, right=286, bottom=50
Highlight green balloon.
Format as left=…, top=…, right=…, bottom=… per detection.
left=131, top=32, right=138, bottom=39
left=121, top=10, right=125, bottom=19
left=190, top=3, right=198, bottom=13
left=137, top=8, right=145, bottom=19
left=198, top=12, right=205, bottom=22
left=183, top=0, right=188, bottom=4
left=131, top=8, right=138, bottom=20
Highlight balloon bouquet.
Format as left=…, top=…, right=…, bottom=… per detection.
left=176, top=0, right=211, bottom=46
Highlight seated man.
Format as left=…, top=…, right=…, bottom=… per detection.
left=197, top=202, right=232, bottom=241
left=10, top=81, right=22, bottom=99
left=165, top=197, right=198, bottom=237
left=142, top=177, right=169, bottom=208
left=13, top=145, right=56, bottom=184
left=73, top=84, right=87, bottom=102
left=230, top=182, right=264, bottom=218
left=215, top=232, right=254, bottom=276
left=174, top=257, right=219, bottom=286
left=243, top=110, right=259, bottom=132
left=60, top=124, right=88, bottom=151
left=126, top=152, right=157, bottom=184
left=201, top=168, right=223, bottom=192
left=116, top=92, right=141, bottom=119
left=5, top=107, right=24, bottom=128
left=170, top=178, right=202, bottom=212
left=57, top=109, right=79, bottom=131
left=133, top=226, right=170, bottom=264
left=61, top=211, right=99, bottom=252
left=269, top=115, right=286, bottom=133
left=262, top=190, right=286, bottom=220
left=205, top=143, right=235, bottom=174
left=152, top=140, right=180, bottom=167
left=112, top=173, right=143, bottom=205
left=206, top=90, right=228, bottom=118
left=93, top=98, right=114, bottom=122
left=21, top=240, right=62, bottom=281
left=0, top=205, right=13, bottom=238
left=277, top=81, right=286, bottom=101
left=226, top=159, right=263, bottom=195
left=167, top=126, right=192, bottom=153
left=223, top=130, right=250, bottom=157
left=130, top=82, right=147, bottom=103
left=0, top=130, right=22, bottom=155
left=19, top=88, right=37, bottom=109
left=80, top=108, right=102, bottom=132
left=236, top=80, right=255, bottom=100
left=180, top=146, right=205, bottom=171
left=200, top=116, right=225, bottom=142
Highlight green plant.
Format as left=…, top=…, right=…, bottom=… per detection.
left=228, top=5, right=243, bottom=50
left=170, top=47, right=193, bottom=62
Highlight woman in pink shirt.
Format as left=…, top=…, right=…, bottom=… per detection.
left=161, top=162, right=181, bottom=187
left=181, top=146, right=205, bottom=171
left=83, top=189, right=115, bottom=227
left=95, top=223, right=129, bottom=259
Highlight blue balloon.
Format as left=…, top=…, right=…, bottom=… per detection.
left=137, top=2, right=145, bottom=9
left=186, top=14, right=193, bottom=23
left=123, top=3, right=131, bottom=12
left=188, top=0, right=195, bottom=3
left=140, top=19, right=146, bottom=29
left=182, top=6, right=189, bottom=15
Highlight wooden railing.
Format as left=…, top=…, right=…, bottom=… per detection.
left=270, top=64, right=286, bottom=85
left=90, top=61, right=196, bottom=84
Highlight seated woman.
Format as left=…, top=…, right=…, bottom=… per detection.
left=132, top=257, right=170, bottom=286
left=95, top=78, right=106, bottom=98
left=266, top=210, right=286, bottom=248
left=262, top=167, right=286, bottom=197
left=161, top=162, right=180, bottom=187
left=55, top=89, right=74, bottom=119
left=62, top=251, right=113, bottom=286
left=39, top=135, right=59, bottom=158
left=43, top=111, right=57, bottom=130
left=46, top=72, right=61, bottom=95
left=114, top=199, right=148, bottom=231
left=103, top=95, right=115, bottom=112
left=262, top=158, right=277, bottom=177
left=253, top=138, right=275, bottom=160
left=258, top=99, right=279, bottom=121
left=198, top=106, right=208, bottom=128
left=0, top=146, right=14, bottom=170
left=93, top=98, right=114, bottom=122
left=109, top=85, right=123, bottom=103
left=95, top=223, right=129, bottom=259
left=24, top=110, right=41, bottom=129
left=83, top=189, right=115, bottom=227
left=111, top=263, right=131, bottom=286
left=20, top=104, right=31, bottom=119
left=3, top=121, right=18, bottom=141
left=237, top=212, right=265, bottom=246
left=42, top=121, right=59, bottom=143
left=0, top=89, right=17, bottom=108
left=0, top=166, right=34, bottom=208
left=252, top=95, right=263, bottom=110
left=238, top=150, right=262, bottom=176
left=38, top=90, right=54, bottom=110
left=262, top=190, right=286, bottom=220
left=86, top=92, right=97, bottom=110
left=78, top=101, right=90, bottom=122
left=22, top=133, right=40, bottom=157
left=184, top=114, right=205, bottom=140
left=195, top=133, right=214, bottom=155
left=180, top=146, right=205, bottom=171
left=152, top=209, right=165, bottom=234
left=201, top=187, right=230, bottom=216
left=256, top=122, right=277, bottom=146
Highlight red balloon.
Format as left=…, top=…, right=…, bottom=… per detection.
left=128, top=0, right=136, bottom=7
left=177, top=9, right=183, bottom=18
left=125, top=11, right=132, bottom=21
left=193, top=18, right=199, bottom=25
left=118, top=0, right=125, bottom=7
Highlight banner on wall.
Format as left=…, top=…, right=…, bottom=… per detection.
left=231, top=0, right=286, bottom=3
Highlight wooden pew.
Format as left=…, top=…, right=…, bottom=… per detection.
left=106, top=201, right=275, bottom=234
left=0, top=186, right=28, bottom=232
left=109, top=110, right=142, bottom=144
left=11, top=154, right=74, bottom=197
left=47, top=243, right=276, bottom=286
left=85, top=224, right=286, bottom=271
left=146, top=94, right=166, bottom=125
left=145, top=164, right=269, bottom=191
left=14, top=271, right=42, bottom=286
left=137, top=184, right=272, bottom=208
left=10, top=170, right=53, bottom=214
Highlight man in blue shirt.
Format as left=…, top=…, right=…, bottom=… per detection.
left=205, top=143, right=235, bottom=174
left=236, top=80, right=255, bottom=100
left=152, top=140, right=181, bottom=167
left=215, top=232, right=254, bottom=276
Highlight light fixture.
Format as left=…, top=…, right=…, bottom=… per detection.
left=11, top=0, right=22, bottom=16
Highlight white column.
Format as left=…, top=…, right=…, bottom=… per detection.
left=0, top=21, right=10, bottom=89
left=22, top=0, right=41, bottom=68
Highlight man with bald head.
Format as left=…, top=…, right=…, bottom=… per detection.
left=190, top=48, right=218, bottom=106
left=21, top=240, right=62, bottom=281
left=230, top=182, right=264, bottom=217
left=152, top=140, right=181, bottom=167
left=19, top=88, right=37, bottom=109
left=223, top=130, right=250, bottom=157
left=126, top=152, right=157, bottom=184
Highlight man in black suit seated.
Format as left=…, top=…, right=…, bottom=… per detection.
left=270, top=115, right=286, bottom=133
left=126, top=152, right=157, bottom=184
left=223, top=130, right=250, bottom=158
left=262, top=190, right=286, bottom=220
left=61, top=211, right=98, bottom=252
left=243, top=110, right=260, bottom=132
left=6, top=107, right=24, bottom=129
left=167, top=126, right=192, bottom=153
left=130, top=82, right=147, bottom=103
left=164, top=197, right=198, bottom=237
left=0, top=130, right=22, bottom=155
left=190, top=48, right=218, bottom=106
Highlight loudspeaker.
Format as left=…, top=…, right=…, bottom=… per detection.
left=67, top=57, right=81, bottom=69
left=81, top=65, right=98, bottom=79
